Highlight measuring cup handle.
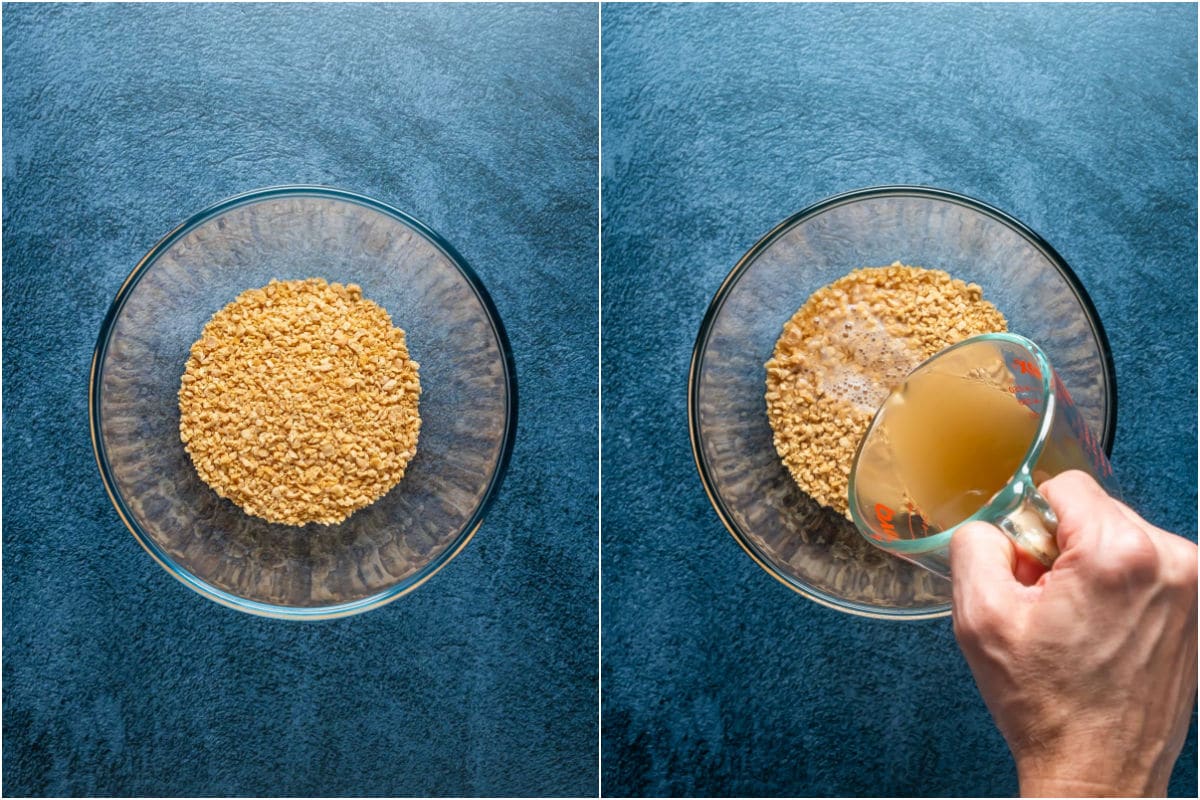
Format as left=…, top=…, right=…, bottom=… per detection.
left=996, top=480, right=1060, bottom=567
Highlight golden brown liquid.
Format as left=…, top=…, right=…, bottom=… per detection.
left=882, top=365, right=1040, bottom=530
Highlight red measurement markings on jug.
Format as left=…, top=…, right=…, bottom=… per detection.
left=875, top=503, right=899, bottom=541
left=1054, top=373, right=1114, bottom=479
left=1008, top=383, right=1042, bottom=415
left=1008, top=356, right=1046, bottom=416
left=1011, top=357, right=1042, bottom=379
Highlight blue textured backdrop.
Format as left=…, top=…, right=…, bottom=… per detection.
left=3, top=3, right=597, bottom=796
left=601, top=3, right=1197, bottom=797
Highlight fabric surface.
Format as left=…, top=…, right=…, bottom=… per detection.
left=3, top=3, right=597, bottom=796
left=601, top=2, right=1197, bottom=797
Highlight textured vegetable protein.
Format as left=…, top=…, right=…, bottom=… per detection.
left=764, top=263, right=1007, bottom=517
left=178, top=278, right=421, bottom=526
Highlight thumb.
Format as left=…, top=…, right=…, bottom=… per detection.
left=1037, top=469, right=1114, bottom=555
left=950, top=521, right=1022, bottom=611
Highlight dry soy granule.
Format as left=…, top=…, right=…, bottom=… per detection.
left=179, top=278, right=421, bottom=526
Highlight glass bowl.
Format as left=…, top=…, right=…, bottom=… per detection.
left=688, top=186, right=1115, bottom=619
left=90, top=186, right=517, bottom=619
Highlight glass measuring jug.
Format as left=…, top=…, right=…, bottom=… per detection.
left=848, top=333, right=1118, bottom=578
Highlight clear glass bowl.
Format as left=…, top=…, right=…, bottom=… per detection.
left=689, top=186, right=1116, bottom=619
left=90, top=186, right=517, bottom=619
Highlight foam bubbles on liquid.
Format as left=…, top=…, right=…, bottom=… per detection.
left=813, top=304, right=923, bottom=413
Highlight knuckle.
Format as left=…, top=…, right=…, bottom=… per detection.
left=949, top=521, right=1004, bottom=571
left=1090, top=527, right=1159, bottom=586
left=1116, top=528, right=1159, bottom=570
left=951, top=611, right=982, bottom=651
left=948, top=525, right=973, bottom=562
left=1160, top=542, right=1198, bottom=593
left=1087, top=554, right=1129, bottom=587
left=953, top=593, right=1008, bottom=648
left=1166, top=575, right=1198, bottom=611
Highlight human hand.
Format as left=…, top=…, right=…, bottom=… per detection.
left=950, top=470, right=1197, bottom=797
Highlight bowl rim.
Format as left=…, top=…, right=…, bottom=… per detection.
left=687, top=184, right=1117, bottom=620
left=89, top=184, right=518, bottom=620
